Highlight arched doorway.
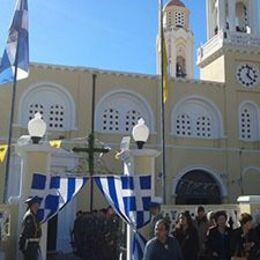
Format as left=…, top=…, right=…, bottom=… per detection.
left=175, top=170, right=221, bottom=204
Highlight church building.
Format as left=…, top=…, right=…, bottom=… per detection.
left=0, top=0, right=259, bottom=253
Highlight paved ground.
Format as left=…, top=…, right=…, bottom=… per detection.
left=47, top=253, right=81, bottom=260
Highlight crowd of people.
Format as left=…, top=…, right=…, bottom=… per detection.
left=145, top=205, right=260, bottom=260
left=18, top=195, right=260, bottom=260
left=71, top=206, right=124, bottom=260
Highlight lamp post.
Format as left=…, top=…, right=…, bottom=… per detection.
left=132, top=118, right=149, bottom=149
left=14, top=114, right=50, bottom=260
left=27, top=112, right=47, bottom=144
left=120, top=119, right=160, bottom=260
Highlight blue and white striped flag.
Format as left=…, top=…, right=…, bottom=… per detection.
left=30, top=173, right=88, bottom=223
left=95, top=175, right=151, bottom=260
left=95, top=175, right=152, bottom=229
left=0, top=0, right=29, bottom=85
left=133, top=232, right=147, bottom=260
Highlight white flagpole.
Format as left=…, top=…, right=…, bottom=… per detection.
left=119, top=147, right=134, bottom=260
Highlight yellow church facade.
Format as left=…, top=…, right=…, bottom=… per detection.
left=0, top=0, right=260, bottom=252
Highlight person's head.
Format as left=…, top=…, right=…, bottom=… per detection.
left=239, top=213, right=253, bottom=231
left=214, top=211, right=227, bottom=228
left=76, top=210, right=83, bottom=217
left=106, top=206, right=114, bottom=218
left=149, top=202, right=161, bottom=216
left=178, top=211, right=193, bottom=229
left=197, top=206, right=206, bottom=219
left=155, top=219, right=170, bottom=242
left=25, top=196, right=41, bottom=214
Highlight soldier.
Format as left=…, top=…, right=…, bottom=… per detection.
left=148, top=200, right=163, bottom=239
left=104, top=206, right=121, bottom=260
left=19, top=196, right=42, bottom=260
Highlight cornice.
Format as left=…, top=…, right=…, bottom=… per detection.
left=30, top=62, right=157, bottom=80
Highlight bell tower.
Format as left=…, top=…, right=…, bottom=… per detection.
left=156, top=0, right=194, bottom=79
left=198, top=0, right=260, bottom=83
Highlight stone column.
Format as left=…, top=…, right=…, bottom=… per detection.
left=217, top=0, right=226, bottom=32
left=228, top=1, right=236, bottom=32
left=249, top=0, right=258, bottom=34
left=15, top=143, right=54, bottom=260
left=121, top=148, right=160, bottom=260
left=206, top=0, right=213, bottom=39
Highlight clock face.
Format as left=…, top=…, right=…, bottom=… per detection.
left=236, top=64, right=259, bottom=88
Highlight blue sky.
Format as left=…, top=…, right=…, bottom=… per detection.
left=0, top=0, right=206, bottom=78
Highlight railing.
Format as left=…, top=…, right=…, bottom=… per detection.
left=226, top=31, right=260, bottom=46
left=161, top=204, right=240, bottom=232
left=197, top=30, right=260, bottom=63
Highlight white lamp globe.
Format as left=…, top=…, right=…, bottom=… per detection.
left=132, top=118, right=150, bottom=149
left=28, top=112, right=47, bottom=144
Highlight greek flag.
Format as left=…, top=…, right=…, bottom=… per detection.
left=133, top=232, right=147, bottom=260
left=30, top=173, right=88, bottom=223
left=0, top=0, right=29, bottom=85
left=95, top=175, right=151, bottom=259
left=95, top=175, right=151, bottom=229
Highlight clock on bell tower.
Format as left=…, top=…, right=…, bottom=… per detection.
left=197, top=0, right=260, bottom=86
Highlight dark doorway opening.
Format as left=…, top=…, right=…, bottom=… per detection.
left=176, top=170, right=222, bottom=205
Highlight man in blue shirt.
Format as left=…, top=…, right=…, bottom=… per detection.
left=143, top=219, right=183, bottom=260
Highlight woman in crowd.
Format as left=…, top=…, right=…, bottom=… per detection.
left=230, top=213, right=260, bottom=260
left=206, top=210, right=231, bottom=260
left=173, top=211, right=199, bottom=260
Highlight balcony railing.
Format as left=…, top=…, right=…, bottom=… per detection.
left=197, top=30, right=260, bottom=64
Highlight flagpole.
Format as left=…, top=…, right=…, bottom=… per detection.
left=3, top=33, right=20, bottom=204
left=159, top=0, right=167, bottom=204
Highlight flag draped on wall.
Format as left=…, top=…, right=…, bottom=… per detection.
left=95, top=175, right=152, bottom=259
left=0, top=0, right=29, bottom=85
left=30, top=173, right=88, bottom=223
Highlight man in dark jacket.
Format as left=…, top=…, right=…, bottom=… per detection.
left=143, top=219, right=183, bottom=260
left=19, top=196, right=42, bottom=260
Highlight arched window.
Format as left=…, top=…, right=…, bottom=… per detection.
left=176, top=56, right=186, bottom=78
left=19, top=83, right=76, bottom=131
left=196, top=116, right=212, bottom=138
left=125, top=110, right=142, bottom=132
left=174, top=10, right=185, bottom=28
left=172, top=96, right=224, bottom=139
left=239, top=102, right=258, bottom=141
left=102, top=108, right=120, bottom=132
left=167, top=11, right=173, bottom=27
left=235, top=2, right=248, bottom=32
left=96, top=91, right=154, bottom=134
left=176, top=114, right=191, bottom=136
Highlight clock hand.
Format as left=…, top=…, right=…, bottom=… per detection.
left=246, top=68, right=253, bottom=80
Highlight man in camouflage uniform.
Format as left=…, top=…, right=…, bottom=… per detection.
left=104, top=206, right=121, bottom=260
left=19, top=196, right=42, bottom=260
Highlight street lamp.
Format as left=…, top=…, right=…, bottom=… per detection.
left=132, top=118, right=149, bottom=149
left=28, top=112, right=47, bottom=144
